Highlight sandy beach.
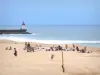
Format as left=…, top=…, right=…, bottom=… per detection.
left=0, top=40, right=100, bottom=75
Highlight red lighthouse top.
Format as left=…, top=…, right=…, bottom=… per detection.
left=21, top=21, right=25, bottom=29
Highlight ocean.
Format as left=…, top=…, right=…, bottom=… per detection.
left=0, top=25, right=100, bottom=48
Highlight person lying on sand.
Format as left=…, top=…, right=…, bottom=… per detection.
left=5, top=47, right=8, bottom=50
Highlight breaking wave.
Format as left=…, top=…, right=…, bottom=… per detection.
left=0, top=36, right=100, bottom=44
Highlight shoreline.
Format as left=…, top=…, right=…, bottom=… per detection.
left=0, top=39, right=100, bottom=48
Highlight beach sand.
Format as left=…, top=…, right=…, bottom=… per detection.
left=0, top=40, right=100, bottom=75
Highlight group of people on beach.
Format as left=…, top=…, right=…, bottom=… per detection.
left=24, top=42, right=91, bottom=53
left=45, top=44, right=92, bottom=53
left=24, top=42, right=34, bottom=52
left=5, top=42, right=92, bottom=58
left=5, top=46, right=17, bottom=56
left=72, top=44, right=92, bottom=53
left=46, top=45, right=64, bottom=51
left=5, top=46, right=12, bottom=50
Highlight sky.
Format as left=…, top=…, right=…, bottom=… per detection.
left=0, top=0, right=100, bottom=25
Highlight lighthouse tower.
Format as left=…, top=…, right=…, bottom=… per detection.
left=21, top=21, right=25, bottom=29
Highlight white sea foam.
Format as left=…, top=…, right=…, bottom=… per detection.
left=0, top=36, right=100, bottom=44
left=31, top=33, right=36, bottom=35
left=0, top=33, right=36, bottom=36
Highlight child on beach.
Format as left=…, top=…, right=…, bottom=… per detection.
left=14, top=48, right=17, bottom=56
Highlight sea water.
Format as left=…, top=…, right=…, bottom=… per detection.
left=0, top=25, right=100, bottom=48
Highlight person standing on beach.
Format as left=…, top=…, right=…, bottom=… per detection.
left=14, top=48, right=17, bottom=56
left=27, top=43, right=31, bottom=52
left=25, top=42, right=27, bottom=46
left=76, top=46, right=79, bottom=51
left=24, top=42, right=27, bottom=50
left=73, top=44, right=75, bottom=51
left=84, top=46, right=86, bottom=53
left=51, top=54, right=54, bottom=60
left=65, top=44, right=68, bottom=49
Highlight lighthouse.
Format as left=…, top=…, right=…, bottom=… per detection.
left=21, top=21, right=26, bottom=29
